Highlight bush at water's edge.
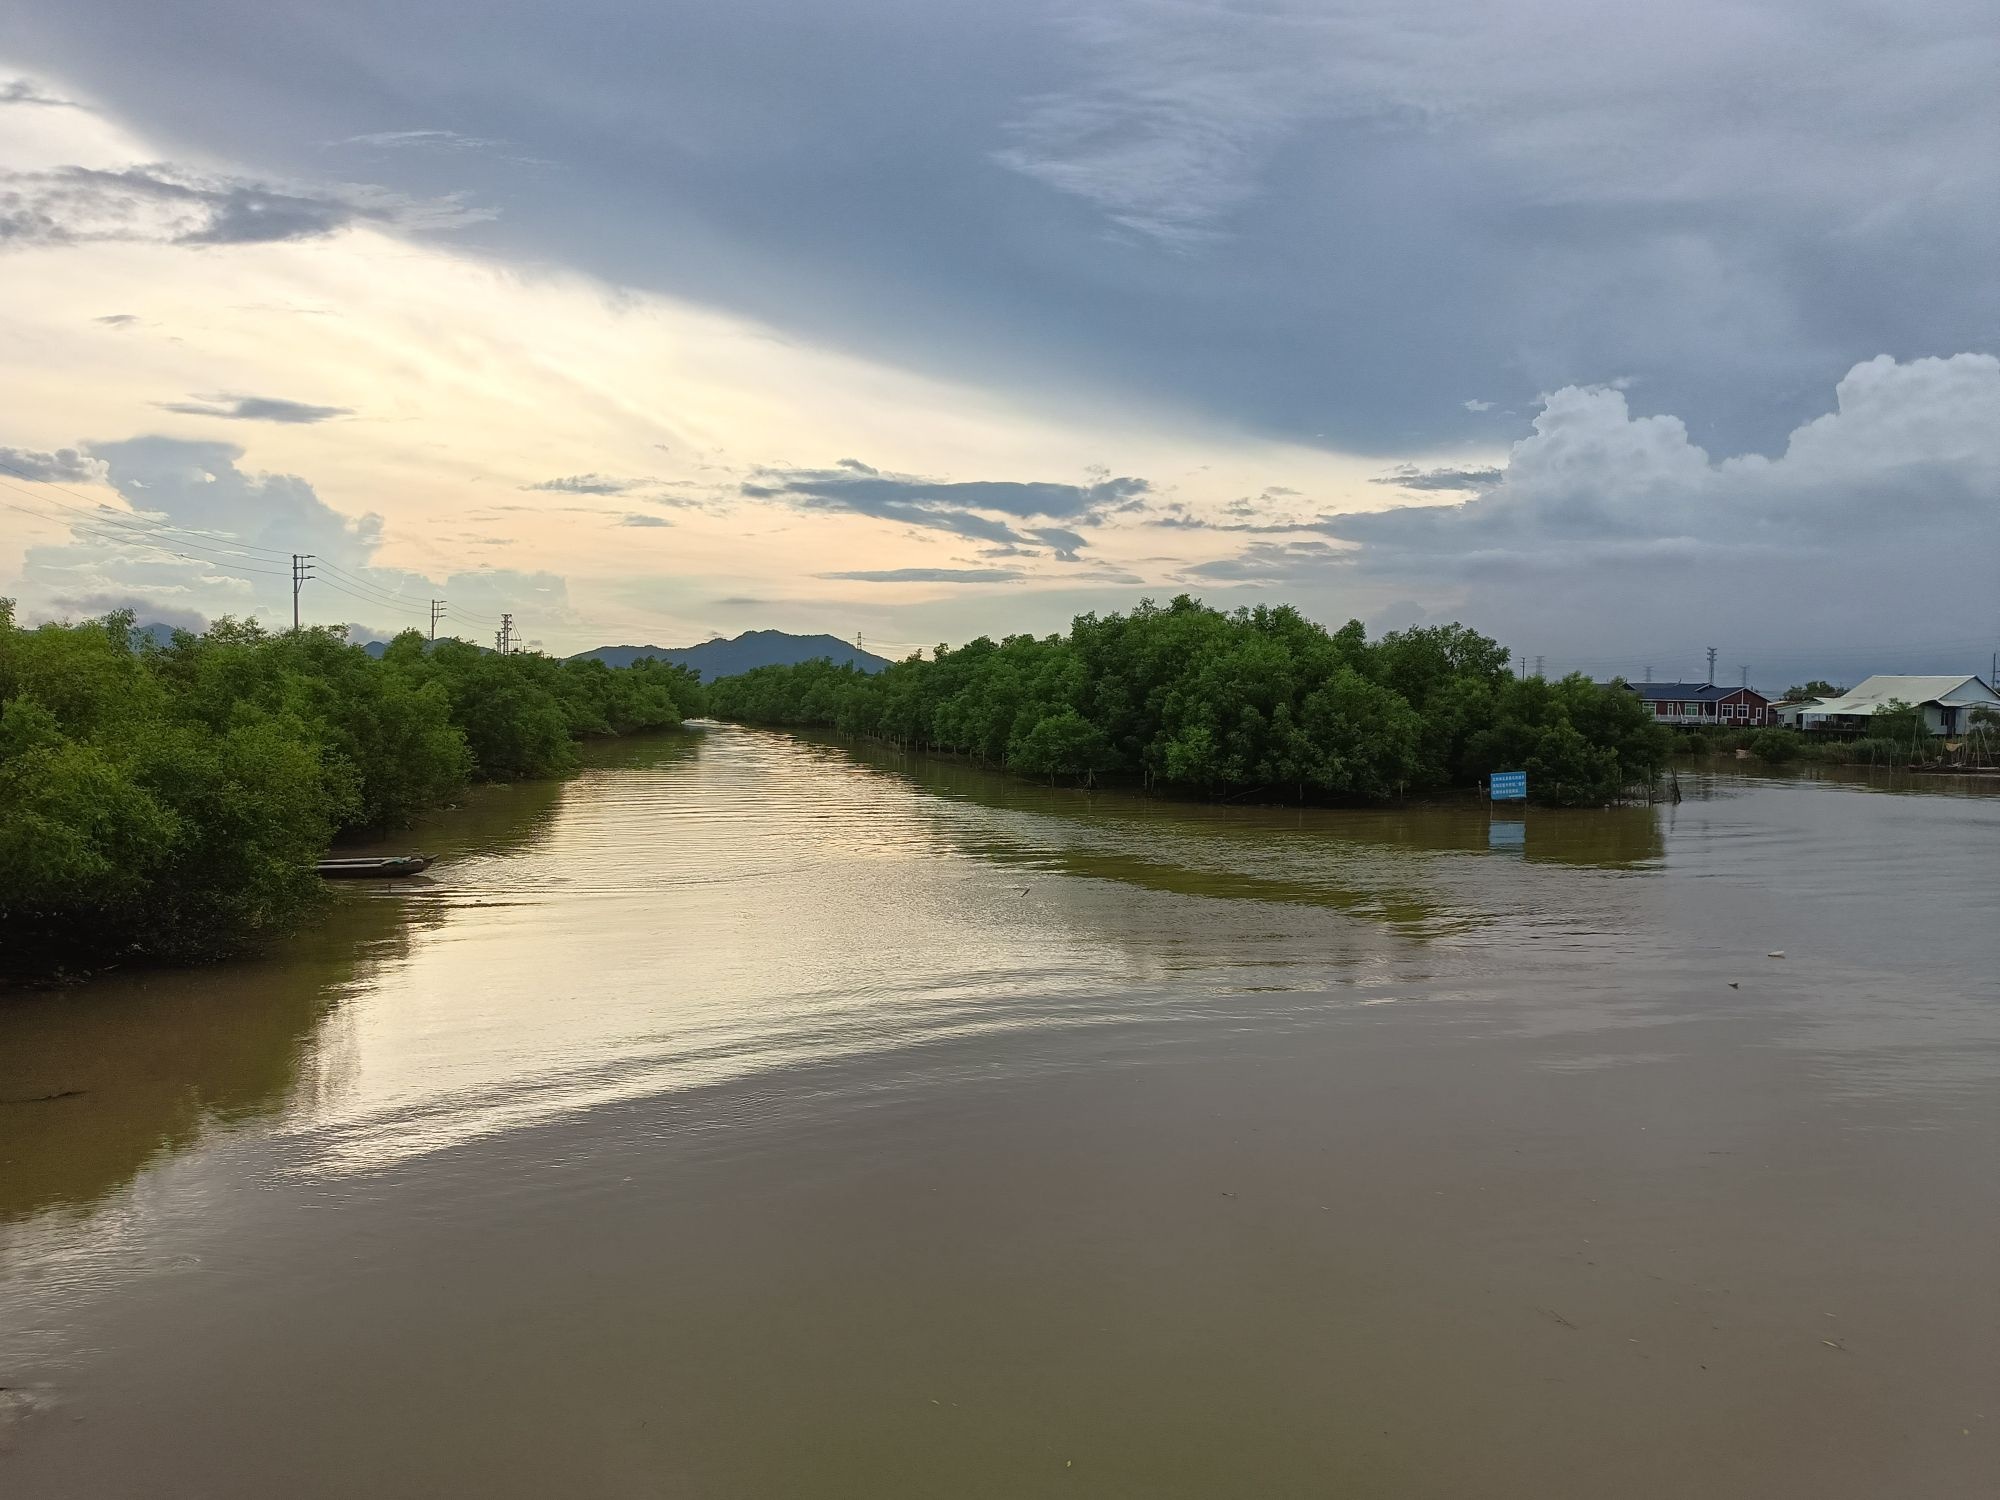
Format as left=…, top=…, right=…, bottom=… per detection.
left=0, top=602, right=706, bottom=972
left=707, top=596, right=1669, bottom=810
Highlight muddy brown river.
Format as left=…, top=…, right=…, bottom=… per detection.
left=3, top=728, right=1996, bottom=1497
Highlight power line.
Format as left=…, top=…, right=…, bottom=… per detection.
left=0, top=482, right=296, bottom=570
left=0, top=458, right=293, bottom=558
left=0, top=497, right=292, bottom=580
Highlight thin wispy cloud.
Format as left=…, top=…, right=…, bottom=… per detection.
left=743, top=462, right=1144, bottom=557
left=336, top=129, right=503, bottom=152
left=158, top=394, right=351, bottom=423
left=332, top=128, right=550, bottom=168
left=1369, top=464, right=1504, bottom=492
left=523, top=474, right=644, bottom=495
left=0, top=163, right=488, bottom=248
left=0, top=78, right=80, bottom=108
left=817, top=567, right=1025, bottom=584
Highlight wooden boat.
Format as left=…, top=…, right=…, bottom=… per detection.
left=315, top=855, right=434, bottom=879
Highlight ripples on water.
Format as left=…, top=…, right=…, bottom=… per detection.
left=6, top=728, right=2000, bottom=1497
left=5, top=727, right=1997, bottom=1204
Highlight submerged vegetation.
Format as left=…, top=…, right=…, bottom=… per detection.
left=709, top=597, right=1670, bottom=809
left=0, top=603, right=704, bottom=970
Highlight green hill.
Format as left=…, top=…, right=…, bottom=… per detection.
left=570, top=630, right=892, bottom=682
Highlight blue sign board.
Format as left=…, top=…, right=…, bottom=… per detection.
left=1489, top=770, right=1528, bottom=801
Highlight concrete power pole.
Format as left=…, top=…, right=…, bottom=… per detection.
left=290, top=554, right=315, bottom=631
left=430, top=599, right=447, bottom=641
left=1706, top=645, right=1718, bottom=684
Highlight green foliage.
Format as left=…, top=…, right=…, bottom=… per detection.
left=1750, top=729, right=1802, bottom=763
left=708, top=596, right=1669, bottom=807
left=1782, top=679, right=1843, bottom=702
left=0, top=601, right=702, bottom=969
left=1866, top=698, right=1925, bottom=746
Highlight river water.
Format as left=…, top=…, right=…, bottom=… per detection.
left=2, top=727, right=1996, bottom=1497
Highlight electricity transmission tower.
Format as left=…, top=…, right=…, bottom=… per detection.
left=290, top=554, right=315, bottom=630
left=495, top=613, right=515, bottom=654
left=1706, top=645, right=1718, bottom=684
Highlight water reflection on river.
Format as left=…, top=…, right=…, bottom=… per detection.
left=2, top=728, right=1996, bottom=1497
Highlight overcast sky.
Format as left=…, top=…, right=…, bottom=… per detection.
left=2, top=1, right=1995, bottom=684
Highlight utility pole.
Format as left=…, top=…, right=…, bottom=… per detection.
left=496, top=613, right=514, bottom=654
left=1740, top=665, right=1749, bottom=690
left=1706, top=645, right=1718, bottom=685
left=430, top=599, right=447, bottom=642
left=291, top=554, right=315, bottom=631
left=1516, top=652, right=1526, bottom=678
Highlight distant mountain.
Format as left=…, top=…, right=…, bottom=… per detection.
left=571, top=629, right=894, bottom=682
left=131, top=622, right=458, bottom=657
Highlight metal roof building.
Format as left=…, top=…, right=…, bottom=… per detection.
left=1792, top=675, right=2000, bottom=736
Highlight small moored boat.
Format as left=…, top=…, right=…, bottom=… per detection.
left=315, top=855, right=434, bottom=879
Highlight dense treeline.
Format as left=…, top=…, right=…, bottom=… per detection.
left=710, top=597, right=1669, bottom=808
left=0, top=604, right=703, bottom=969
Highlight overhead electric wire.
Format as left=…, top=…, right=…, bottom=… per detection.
left=312, top=573, right=437, bottom=623
left=0, top=481, right=304, bottom=573
left=0, top=458, right=295, bottom=559
left=308, top=561, right=426, bottom=611
left=1, top=497, right=292, bottom=580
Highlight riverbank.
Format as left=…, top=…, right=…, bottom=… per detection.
left=0, top=606, right=706, bottom=975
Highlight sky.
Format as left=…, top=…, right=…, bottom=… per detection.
left=1, top=0, right=1996, bottom=687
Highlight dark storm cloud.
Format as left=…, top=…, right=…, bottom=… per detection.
left=0, top=163, right=486, bottom=247
left=158, top=394, right=351, bottom=423
left=12, top=0, right=1970, bottom=455
left=817, top=567, right=1025, bottom=584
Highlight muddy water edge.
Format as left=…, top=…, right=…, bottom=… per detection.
left=2, top=727, right=1996, bottom=1497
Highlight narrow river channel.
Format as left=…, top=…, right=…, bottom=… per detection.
left=3, top=726, right=1996, bottom=1497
